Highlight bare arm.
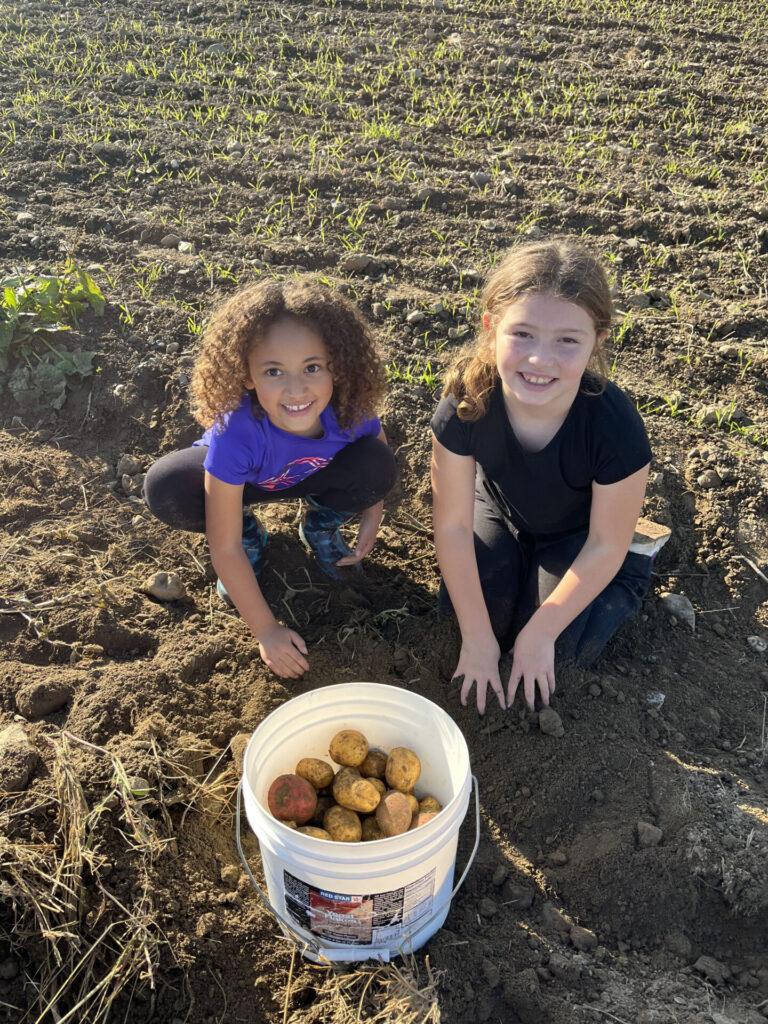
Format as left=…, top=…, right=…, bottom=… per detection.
left=431, top=436, right=505, bottom=714
left=507, top=463, right=650, bottom=709
left=205, top=472, right=309, bottom=677
left=336, top=427, right=390, bottom=567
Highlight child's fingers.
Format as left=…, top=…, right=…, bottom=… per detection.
left=290, top=632, right=309, bottom=656
left=506, top=670, right=522, bottom=709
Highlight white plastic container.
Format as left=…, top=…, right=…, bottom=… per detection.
left=238, top=682, right=477, bottom=963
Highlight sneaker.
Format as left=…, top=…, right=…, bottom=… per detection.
left=216, top=510, right=268, bottom=604
left=298, top=496, right=358, bottom=580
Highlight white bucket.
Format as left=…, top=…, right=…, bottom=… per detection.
left=238, top=682, right=478, bottom=963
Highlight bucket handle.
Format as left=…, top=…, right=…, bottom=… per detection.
left=235, top=774, right=481, bottom=965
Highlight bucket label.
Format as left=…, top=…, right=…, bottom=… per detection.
left=283, top=868, right=435, bottom=946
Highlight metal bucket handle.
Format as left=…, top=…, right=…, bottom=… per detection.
left=235, top=774, right=481, bottom=964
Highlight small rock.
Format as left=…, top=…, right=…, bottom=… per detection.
left=693, top=955, right=730, bottom=986
left=116, top=453, right=142, bottom=476
left=540, top=901, right=572, bottom=934
left=538, top=707, right=564, bottom=738
left=372, top=302, right=386, bottom=318
left=339, top=252, right=373, bottom=274
left=588, top=682, right=602, bottom=697
left=144, top=571, right=186, bottom=601
left=470, top=171, right=491, bottom=187
left=226, top=138, right=243, bottom=153
left=406, top=310, right=426, bottom=325
left=502, top=880, right=535, bottom=909
left=659, top=592, right=695, bottom=631
left=16, top=681, right=73, bottom=719
left=205, top=42, right=227, bottom=56
left=178, top=241, right=195, bottom=254
left=570, top=926, right=598, bottom=952
left=547, top=951, right=580, bottom=985
left=160, top=233, right=181, bottom=249
left=747, top=635, right=767, bottom=653
left=637, top=820, right=663, bottom=848
left=626, top=292, right=650, bottom=309
left=591, top=789, right=605, bottom=804
left=0, top=723, right=39, bottom=792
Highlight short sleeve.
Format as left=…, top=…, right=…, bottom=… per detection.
left=591, top=385, right=652, bottom=485
left=431, top=397, right=473, bottom=456
left=204, top=419, right=260, bottom=485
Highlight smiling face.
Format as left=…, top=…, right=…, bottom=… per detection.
left=488, top=292, right=607, bottom=421
left=244, top=318, right=334, bottom=437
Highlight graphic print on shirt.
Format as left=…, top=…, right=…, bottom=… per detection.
left=256, top=455, right=331, bottom=490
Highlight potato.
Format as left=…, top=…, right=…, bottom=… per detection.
left=295, top=757, right=334, bottom=791
left=267, top=774, right=317, bottom=825
left=298, top=826, right=331, bottom=840
left=385, top=747, right=421, bottom=793
left=409, top=811, right=439, bottom=830
left=366, top=777, right=386, bottom=797
left=309, top=794, right=336, bottom=828
left=334, top=766, right=360, bottom=783
left=375, top=790, right=413, bottom=837
left=404, top=792, right=419, bottom=816
left=329, top=729, right=369, bottom=767
left=359, top=749, right=388, bottom=779
left=333, top=773, right=381, bottom=814
left=419, top=796, right=442, bottom=814
left=324, top=805, right=362, bottom=842
left=361, top=816, right=385, bottom=842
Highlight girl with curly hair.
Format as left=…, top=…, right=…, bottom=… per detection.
left=431, top=239, right=652, bottom=715
left=144, top=277, right=396, bottom=679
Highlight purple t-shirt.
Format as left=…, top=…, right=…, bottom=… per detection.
left=196, top=396, right=381, bottom=490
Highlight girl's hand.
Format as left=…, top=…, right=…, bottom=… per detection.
left=335, top=501, right=384, bottom=566
left=507, top=625, right=555, bottom=710
left=453, top=637, right=505, bottom=715
left=258, top=624, right=309, bottom=678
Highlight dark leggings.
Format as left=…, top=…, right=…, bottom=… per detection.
left=443, top=490, right=651, bottom=668
left=143, top=436, right=397, bottom=532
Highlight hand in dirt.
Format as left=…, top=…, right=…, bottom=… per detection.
left=258, top=624, right=309, bottom=678
left=453, top=637, right=504, bottom=715
left=335, top=501, right=384, bottom=566
left=506, top=626, right=555, bottom=710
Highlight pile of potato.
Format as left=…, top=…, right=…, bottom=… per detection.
left=265, top=729, right=443, bottom=842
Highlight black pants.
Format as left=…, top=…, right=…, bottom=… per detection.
left=143, top=436, right=397, bottom=532
left=442, top=489, right=651, bottom=668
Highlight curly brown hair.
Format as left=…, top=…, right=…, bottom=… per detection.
left=443, top=239, right=613, bottom=421
left=191, top=277, right=386, bottom=430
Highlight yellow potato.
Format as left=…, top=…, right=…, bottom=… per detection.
left=419, top=796, right=442, bottom=814
left=359, top=749, right=388, bottom=779
left=323, top=805, right=362, bottom=842
left=298, top=826, right=331, bottom=840
left=333, top=773, right=381, bottom=814
left=404, top=792, right=419, bottom=816
left=329, top=729, right=369, bottom=767
left=366, top=777, right=386, bottom=797
left=295, top=757, right=335, bottom=791
left=385, top=747, right=421, bottom=793
left=361, top=816, right=385, bottom=841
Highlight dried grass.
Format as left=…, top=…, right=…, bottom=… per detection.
left=303, top=955, right=442, bottom=1024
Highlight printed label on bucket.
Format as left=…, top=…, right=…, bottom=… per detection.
left=284, top=868, right=435, bottom=945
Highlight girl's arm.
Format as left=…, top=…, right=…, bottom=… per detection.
left=336, top=427, right=389, bottom=567
left=205, top=472, right=309, bottom=678
left=507, top=463, right=650, bottom=710
left=431, top=436, right=506, bottom=714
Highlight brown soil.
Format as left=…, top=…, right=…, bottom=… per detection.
left=1, top=1, right=768, bottom=1022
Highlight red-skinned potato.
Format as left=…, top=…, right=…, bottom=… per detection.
left=409, top=811, right=439, bottom=830
left=267, top=774, right=317, bottom=825
left=375, top=790, right=413, bottom=837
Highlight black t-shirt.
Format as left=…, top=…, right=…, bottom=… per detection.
left=431, top=380, right=652, bottom=538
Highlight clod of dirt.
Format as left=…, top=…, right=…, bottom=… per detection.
left=0, top=958, right=19, bottom=980
left=229, top=732, right=250, bottom=775
left=144, top=571, right=186, bottom=601
left=570, top=926, right=598, bottom=952
left=694, top=955, right=730, bottom=986
left=637, top=821, right=664, bottom=848
left=538, top=707, right=564, bottom=738
left=697, top=469, right=723, bottom=489
left=481, top=959, right=500, bottom=988
left=541, top=902, right=573, bottom=935
left=134, top=712, right=169, bottom=740
left=502, top=880, right=534, bottom=910
left=16, top=680, right=72, bottom=718
left=339, top=252, right=373, bottom=274
left=660, top=592, right=696, bottom=631
left=478, top=897, right=498, bottom=917
left=0, top=723, right=39, bottom=791
left=664, top=931, right=693, bottom=960
left=220, top=864, right=240, bottom=889
left=491, top=865, right=508, bottom=887
left=547, top=952, right=580, bottom=986
left=547, top=849, right=569, bottom=866
left=116, top=453, right=142, bottom=476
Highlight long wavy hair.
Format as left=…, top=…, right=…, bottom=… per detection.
left=443, top=239, right=613, bottom=421
left=191, top=278, right=385, bottom=430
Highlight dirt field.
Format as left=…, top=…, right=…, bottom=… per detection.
left=2, top=0, right=768, bottom=1022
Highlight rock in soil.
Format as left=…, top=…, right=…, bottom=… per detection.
left=694, top=955, right=731, bottom=985
left=0, top=723, right=39, bottom=791
left=538, top=707, right=564, bottom=737
left=144, top=571, right=186, bottom=601
left=570, top=926, right=598, bottom=952
left=637, top=820, right=664, bottom=848
left=16, top=680, right=73, bottom=718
